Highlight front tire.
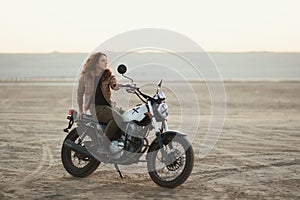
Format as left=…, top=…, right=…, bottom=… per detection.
left=61, top=128, right=100, bottom=177
left=147, top=135, right=194, bottom=188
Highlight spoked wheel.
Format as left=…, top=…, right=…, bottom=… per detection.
left=61, top=128, right=100, bottom=177
left=147, top=135, right=194, bottom=188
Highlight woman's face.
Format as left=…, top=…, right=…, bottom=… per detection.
left=97, top=55, right=108, bottom=70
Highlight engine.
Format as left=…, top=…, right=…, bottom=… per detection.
left=121, top=122, right=151, bottom=153
left=126, top=122, right=147, bottom=138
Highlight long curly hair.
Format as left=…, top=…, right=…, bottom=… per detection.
left=80, top=52, right=112, bottom=80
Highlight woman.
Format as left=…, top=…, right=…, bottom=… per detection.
left=77, top=52, right=123, bottom=141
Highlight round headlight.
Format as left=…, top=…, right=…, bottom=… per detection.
left=158, top=92, right=166, bottom=101
left=158, top=103, right=168, bottom=119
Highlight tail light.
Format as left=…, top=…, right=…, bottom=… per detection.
left=68, top=109, right=74, bottom=115
left=67, top=109, right=78, bottom=121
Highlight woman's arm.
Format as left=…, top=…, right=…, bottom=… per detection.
left=77, top=75, right=85, bottom=118
left=110, top=75, right=122, bottom=90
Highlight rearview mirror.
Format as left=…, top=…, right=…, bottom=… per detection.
left=117, top=64, right=127, bottom=74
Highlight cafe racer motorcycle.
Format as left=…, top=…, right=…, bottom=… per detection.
left=61, top=64, right=194, bottom=188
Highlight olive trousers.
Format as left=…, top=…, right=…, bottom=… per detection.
left=90, top=105, right=124, bottom=141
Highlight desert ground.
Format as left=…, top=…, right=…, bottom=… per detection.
left=0, top=80, right=299, bottom=199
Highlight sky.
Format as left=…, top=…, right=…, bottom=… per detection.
left=0, top=0, right=299, bottom=53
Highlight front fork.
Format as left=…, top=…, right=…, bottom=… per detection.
left=148, top=101, right=170, bottom=160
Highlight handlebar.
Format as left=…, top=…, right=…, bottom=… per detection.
left=120, top=83, right=160, bottom=104
left=120, top=83, right=138, bottom=89
left=120, top=83, right=138, bottom=94
left=117, top=64, right=164, bottom=104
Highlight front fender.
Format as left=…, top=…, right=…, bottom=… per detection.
left=146, top=131, right=186, bottom=158
left=153, top=131, right=186, bottom=143
left=161, top=131, right=186, bottom=137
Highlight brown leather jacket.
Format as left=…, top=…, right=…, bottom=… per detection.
left=77, top=71, right=118, bottom=112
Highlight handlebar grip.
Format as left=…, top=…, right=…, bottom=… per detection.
left=120, top=84, right=130, bottom=87
left=121, top=84, right=138, bottom=89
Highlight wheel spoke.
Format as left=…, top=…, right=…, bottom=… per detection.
left=147, top=135, right=194, bottom=188
left=154, top=140, right=186, bottom=181
left=69, top=137, right=92, bottom=168
left=62, top=128, right=101, bottom=178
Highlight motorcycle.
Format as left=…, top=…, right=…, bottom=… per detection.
left=61, top=64, right=194, bottom=188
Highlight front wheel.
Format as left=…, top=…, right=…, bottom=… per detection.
left=61, top=128, right=100, bottom=177
left=147, top=135, right=194, bottom=188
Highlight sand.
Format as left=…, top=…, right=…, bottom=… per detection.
left=0, top=80, right=299, bottom=199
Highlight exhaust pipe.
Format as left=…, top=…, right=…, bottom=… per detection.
left=64, top=139, right=94, bottom=158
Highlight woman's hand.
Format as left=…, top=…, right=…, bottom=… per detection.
left=110, top=75, right=121, bottom=90
left=112, top=83, right=123, bottom=90
left=78, top=111, right=83, bottom=119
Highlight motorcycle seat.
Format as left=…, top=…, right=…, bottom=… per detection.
left=81, top=114, right=107, bottom=126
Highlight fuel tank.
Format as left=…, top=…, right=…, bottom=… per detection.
left=122, top=104, right=148, bottom=122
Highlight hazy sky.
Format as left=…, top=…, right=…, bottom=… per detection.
left=1, top=0, right=299, bottom=53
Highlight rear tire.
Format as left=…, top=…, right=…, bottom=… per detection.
left=61, top=128, right=100, bottom=177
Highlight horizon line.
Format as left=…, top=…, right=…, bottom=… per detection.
left=1, top=50, right=300, bottom=54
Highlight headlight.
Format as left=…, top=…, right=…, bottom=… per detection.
left=154, top=92, right=166, bottom=102
left=157, top=103, right=168, bottom=119
left=158, top=92, right=166, bottom=101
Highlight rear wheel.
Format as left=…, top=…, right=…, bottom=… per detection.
left=61, top=128, right=100, bottom=177
left=147, top=135, right=194, bottom=188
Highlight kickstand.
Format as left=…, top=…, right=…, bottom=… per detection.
left=114, top=164, right=124, bottom=178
